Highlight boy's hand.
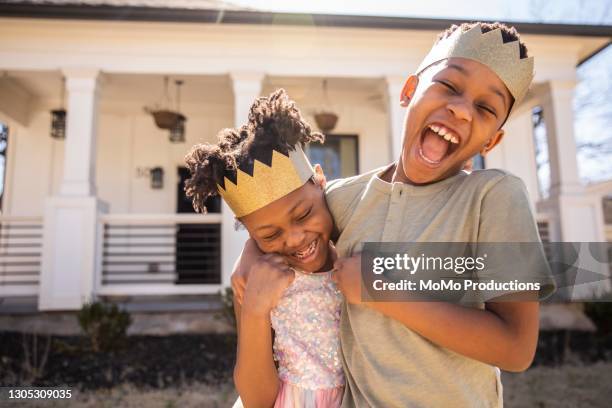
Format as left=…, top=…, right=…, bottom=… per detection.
left=331, top=253, right=362, bottom=304
left=242, top=254, right=295, bottom=317
left=231, top=238, right=263, bottom=305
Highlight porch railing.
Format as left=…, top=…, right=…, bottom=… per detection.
left=0, top=216, right=43, bottom=297
left=97, top=213, right=223, bottom=297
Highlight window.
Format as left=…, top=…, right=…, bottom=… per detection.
left=0, top=123, right=7, bottom=212
left=574, top=44, right=612, bottom=184
left=532, top=106, right=551, bottom=199
left=471, top=153, right=485, bottom=170
left=306, top=134, right=359, bottom=180
left=603, top=196, right=612, bottom=225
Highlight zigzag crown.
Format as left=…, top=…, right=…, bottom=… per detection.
left=217, top=145, right=314, bottom=218
left=417, top=24, right=534, bottom=111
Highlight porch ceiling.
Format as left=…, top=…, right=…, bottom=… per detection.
left=1, top=71, right=386, bottom=108
left=2, top=71, right=234, bottom=104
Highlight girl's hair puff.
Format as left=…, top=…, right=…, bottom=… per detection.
left=184, top=88, right=324, bottom=213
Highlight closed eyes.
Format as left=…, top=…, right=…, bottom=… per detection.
left=438, top=80, right=457, bottom=93
left=296, top=208, right=311, bottom=221
left=437, top=80, right=497, bottom=118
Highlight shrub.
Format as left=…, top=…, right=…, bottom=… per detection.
left=219, top=287, right=236, bottom=328
left=584, top=301, right=612, bottom=335
left=77, top=301, right=132, bottom=352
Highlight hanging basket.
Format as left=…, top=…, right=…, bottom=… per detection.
left=314, top=112, right=338, bottom=133
left=145, top=108, right=183, bottom=130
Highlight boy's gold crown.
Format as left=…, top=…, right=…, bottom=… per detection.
left=217, top=144, right=315, bottom=218
left=417, top=24, right=534, bottom=114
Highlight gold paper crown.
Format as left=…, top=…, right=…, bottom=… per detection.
left=217, top=144, right=315, bottom=218
left=416, top=24, right=534, bottom=115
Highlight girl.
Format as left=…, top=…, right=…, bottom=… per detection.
left=184, top=89, right=344, bottom=408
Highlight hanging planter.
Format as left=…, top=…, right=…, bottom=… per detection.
left=314, top=112, right=338, bottom=134
left=314, top=79, right=339, bottom=133
left=145, top=109, right=182, bottom=130
left=144, top=77, right=187, bottom=142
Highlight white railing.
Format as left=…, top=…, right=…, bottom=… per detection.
left=0, top=215, right=43, bottom=297
left=97, top=213, right=223, bottom=297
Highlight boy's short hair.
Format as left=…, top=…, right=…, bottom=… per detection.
left=437, top=22, right=529, bottom=59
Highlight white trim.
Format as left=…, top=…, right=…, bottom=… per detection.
left=0, top=284, right=39, bottom=297
left=98, top=283, right=222, bottom=296
left=100, top=213, right=222, bottom=224
left=0, top=215, right=43, bottom=222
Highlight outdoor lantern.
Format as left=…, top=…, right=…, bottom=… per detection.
left=50, top=109, right=67, bottom=139
left=50, top=76, right=67, bottom=139
left=150, top=167, right=164, bottom=189
left=169, top=113, right=186, bottom=143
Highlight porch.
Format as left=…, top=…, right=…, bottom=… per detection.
left=0, top=17, right=608, bottom=310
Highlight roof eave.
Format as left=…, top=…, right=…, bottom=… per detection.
left=1, top=4, right=611, bottom=37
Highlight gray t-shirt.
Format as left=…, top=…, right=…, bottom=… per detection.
left=325, top=164, right=554, bottom=408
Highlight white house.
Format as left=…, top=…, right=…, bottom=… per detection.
left=0, top=0, right=610, bottom=311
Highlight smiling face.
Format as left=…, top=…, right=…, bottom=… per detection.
left=239, top=179, right=334, bottom=273
left=396, top=57, right=512, bottom=185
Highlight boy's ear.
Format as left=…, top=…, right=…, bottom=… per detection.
left=400, top=75, right=419, bottom=107
left=480, top=129, right=505, bottom=156
left=313, top=163, right=326, bottom=188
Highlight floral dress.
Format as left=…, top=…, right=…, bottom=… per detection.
left=270, top=268, right=345, bottom=408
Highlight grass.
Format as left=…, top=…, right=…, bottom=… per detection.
left=8, top=362, right=612, bottom=408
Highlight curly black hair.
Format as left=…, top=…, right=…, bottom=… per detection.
left=184, top=88, right=324, bottom=213
left=438, top=22, right=529, bottom=59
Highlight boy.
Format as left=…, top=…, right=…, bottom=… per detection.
left=234, top=22, right=555, bottom=407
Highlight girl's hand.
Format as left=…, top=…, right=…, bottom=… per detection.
left=242, top=253, right=295, bottom=317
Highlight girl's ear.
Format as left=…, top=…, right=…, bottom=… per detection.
left=313, top=163, right=327, bottom=188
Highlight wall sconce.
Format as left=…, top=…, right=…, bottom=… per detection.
left=50, top=76, right=67, bottom=139
left=150, top=167, right=164, bottom=189
left=50, top=109, right=67, bottom=139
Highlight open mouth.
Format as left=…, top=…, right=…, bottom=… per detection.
left=417, top=123, right=461, bottom=166
left=291, top=239, right=319, bottom=262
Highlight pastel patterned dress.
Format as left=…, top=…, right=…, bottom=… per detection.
left=270, top=268, right=345, bottom=408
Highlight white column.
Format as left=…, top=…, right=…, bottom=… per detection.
left=60, top=68, right=101, bottom=196
left=540, top=80, right=604, bottom=241
left=487, top=109, right=541, bottom=206
left=543, top=80, right=582, bottom=198
left=539, top=80, right=607, bottom=299
left=220, top=72, right=264, bottom=287
left=39, top=68, right=108, bottom=311
left=385, top=75, right=407, bottom=162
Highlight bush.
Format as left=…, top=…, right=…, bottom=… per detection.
left=584, top=301, right=612, bottom=335
left=77, top=301, right=132, bottom=352
left=219, top=287, right=236, bottom=328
